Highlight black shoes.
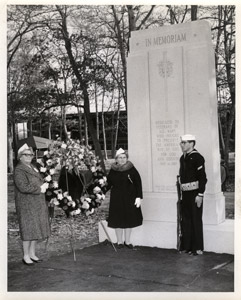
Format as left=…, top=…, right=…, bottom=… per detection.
left=22, top=257, right=43, bottom=265
left=116, top=243, right=124, bottom=249
left=189, top=250, right=203, bottom=256
left=115, top=243, right=136, bottom=250
left=124, top=242, right=135, bottom=250
left=22, top=258, right=34, bottom=266
left=30, top=258, right=43, bottom=263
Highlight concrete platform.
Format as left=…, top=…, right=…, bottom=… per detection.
left=99, top=219, right=234, bottom=254
left=8, top=241, right=234, bottom=293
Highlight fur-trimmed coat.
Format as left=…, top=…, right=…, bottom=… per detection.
left=14, top=162, right=50, bottom=241
left=107, top=161, right=143, bottom=229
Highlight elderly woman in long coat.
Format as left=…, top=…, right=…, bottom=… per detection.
left=107, top=148, right=143, bottom=249
left=14, top=144, right=50, bottom=265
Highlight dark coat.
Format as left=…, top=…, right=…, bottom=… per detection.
left=14, top=162, right=50, bottom=241
left=107, top=163, right=143, bottom=229
left=58, top=167, right=84, bottom=201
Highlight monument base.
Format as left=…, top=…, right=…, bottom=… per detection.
left=141, top=192, right=226, bottom=225
left=98, top=219, right=234, bottom=254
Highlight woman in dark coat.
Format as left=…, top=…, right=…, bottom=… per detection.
left=107, top=148, right=143, bottom=249
left=14, top=144, right=50, bottom=265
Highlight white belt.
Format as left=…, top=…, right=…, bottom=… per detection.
left=181, top=181, right=199, bottom=191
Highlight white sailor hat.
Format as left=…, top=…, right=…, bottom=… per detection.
left=180, top=134, right=196, bottom=142
left=115, top=148, right=126, bottom=158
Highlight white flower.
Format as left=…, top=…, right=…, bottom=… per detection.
left=53, top=181, right=58, bottom=188
left=49, top=169, right=55, bottom=175
left=82, top=201, right=89, bottom=209
left=72, top=202, right=76, bottom=208
left=91, top=166, right=97, bottom=173
left=61, top=143, right=67, bottom=149
left=40, top=167, right=47, bottom=173
left=96, top=194, right=105, bottom=201
left=63, top=191, right=69, bottom=197
left=67, top=195, right=72, bottom=201
left=46, top=159, right=53, bottom=166
left=57, top=194, right=63, bottom=200
left=86, top=208, right=94, bottom=216
left=98, top=179, right=105, bottom=186
left=45, top=175, right=52, bottom=182
left=78, top=154, right=84, bottom=159
left=71, top=208, right=80, bottom=216
left=93, top=186, right=101, bottom=194
left=103, top=176, right=107, bottom=182
left=44, top=150, right=49, bottom=156
left=85, top=197, right=92, bottom=203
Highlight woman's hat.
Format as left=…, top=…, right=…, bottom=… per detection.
left=17, top=143, right=33, bottom=159
left=115, top=148, right=126, bottom=158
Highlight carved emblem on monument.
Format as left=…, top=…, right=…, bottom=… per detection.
left=158, top=56, right=173, bottom=78
left=157, top=51, right=173, bottom=112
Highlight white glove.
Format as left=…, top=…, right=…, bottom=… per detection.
left=195, top=195, right=203, bottom=208
left=40, top=182, right=49, bottom=193
left=134, top=198, right=141, bottom=208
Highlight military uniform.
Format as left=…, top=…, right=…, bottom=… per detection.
left=179, top=149, right=207, bottom=253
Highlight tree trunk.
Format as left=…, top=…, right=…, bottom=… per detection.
left=8, top=124, right=14, bottom=173
left=29, top=119, right=33, bottom=136
left=48, top=122, right=52, bottom=140
left=84, top=115, right=88, bottom=146
left=12, top=120, right=18, bottom=163
left=218, top=113, right=225, bottom=157
left=191, top=5, right=198, bottom=21
left=39, top=119, right=42, bottom=137
left=83, top=86, right=106, bottom=172
left=101, top=111, right=108, bottom=160
left=101, top=89, right=108, bottom=160
left=63, top=107, right=68, bottom=140
left=111, top=111, right=115, bottom=158
left=56, top=5, right=106, bottom=172
left=95, top=82, right=99, bottom=139
left=111, top=5, right=127, bottom=109
left=77, top=106, right=83, bottom=142
left=222, top=5, right=235, bottom=178
left=114, top=90, right=121, bottom=151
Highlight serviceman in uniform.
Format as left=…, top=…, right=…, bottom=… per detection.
left=179, top=134, right=207, bottom=256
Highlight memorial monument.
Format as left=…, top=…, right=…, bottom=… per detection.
left=99, top=20, right=233, bottom=254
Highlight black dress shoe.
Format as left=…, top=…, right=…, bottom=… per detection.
left=22, top=258, right=34, bottom=266
left=124, top=242, right=135, bottom=249
left=30, top=258, right=43, bottom=263
left=116, top=243, right=124, bottom=249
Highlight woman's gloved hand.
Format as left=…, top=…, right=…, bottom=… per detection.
left=40, top=182, right=49, bottom=193
left=134, top=198, right=141, bottom=208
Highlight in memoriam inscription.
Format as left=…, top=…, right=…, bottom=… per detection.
left=146, top=32, right=186, bottom=47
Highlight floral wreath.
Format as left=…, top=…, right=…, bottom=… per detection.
left=38, top=138, right=108, bottom=217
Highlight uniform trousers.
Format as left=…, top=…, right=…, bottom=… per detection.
left=181, top=190, right=204, bottom=252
